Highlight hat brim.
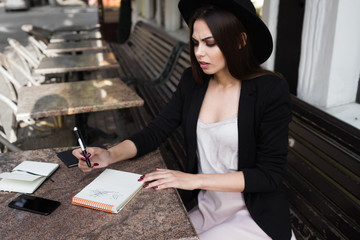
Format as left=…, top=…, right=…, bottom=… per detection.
left=178, top=0, right=273, bottom=64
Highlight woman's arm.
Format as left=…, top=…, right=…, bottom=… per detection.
left=140, top=168, right=245, bottom=192
left=73, top=139, right=137, bottom=172
left=74, top=69, right=192, bottom=172
left=242, top=76, right=292, bottom=193
left=127, top=69, right=192, bottom=158
left=107, top=140, right=137, bottom=163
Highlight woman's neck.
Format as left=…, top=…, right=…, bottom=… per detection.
left=212, top=72, right=240, bottom=89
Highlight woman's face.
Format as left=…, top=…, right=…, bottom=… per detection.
left=192, top=19, right=227, bottom=76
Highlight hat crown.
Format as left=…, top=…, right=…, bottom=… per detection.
left=179, top=0, right=258, bottom=23
left=233, top=0, right=257, bottom=15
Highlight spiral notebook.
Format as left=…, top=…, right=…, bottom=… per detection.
left=72, top=169, right=143, bottom=213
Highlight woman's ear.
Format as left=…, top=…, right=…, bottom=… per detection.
left=239, top=32, right=247, bottom=49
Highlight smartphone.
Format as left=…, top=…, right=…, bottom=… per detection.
left=8, top=194, right=60, bottom=216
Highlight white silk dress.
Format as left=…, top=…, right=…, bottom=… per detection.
left=188, top=116, right=272, bottom=239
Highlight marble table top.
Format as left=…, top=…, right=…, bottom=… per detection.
left=44, top=40, right=108, bottom=54
left=50, top=31, right=102, bottom=43
left=53, top=24, right=100, bottom=33
left=34, top=52, right=119, bottom=74
left=0, top=148, right=198, bottom=240
left=16, top=78, right=144, bottom=121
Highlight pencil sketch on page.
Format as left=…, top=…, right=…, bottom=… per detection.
left=89, top=189, right=124, bottom=200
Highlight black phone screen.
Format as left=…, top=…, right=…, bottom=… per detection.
left=8, top=194, right=60, bottom=215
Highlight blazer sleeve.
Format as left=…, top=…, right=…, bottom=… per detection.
left=126, top=69, right=191, bottom=158
left=242, top=77, right=292, bottom=193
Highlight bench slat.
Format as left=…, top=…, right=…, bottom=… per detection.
left=285, top=161, right=359, bottom=239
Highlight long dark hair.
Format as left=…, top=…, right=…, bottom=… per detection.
left=189, top=5, right=276, bottom=84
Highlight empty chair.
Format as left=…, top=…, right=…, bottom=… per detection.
left=0, top=119, right=21, bottom=153
left=0, top=52, right=40, bottom=89
left=0, top=52, right=77, bottom=150
left=0, top=88, right=75, bottom=151
left=28, top=36, right=59, bottom=58
left=6, top=39, right=64, bottom=83
left=0, top=84, right=54, bottom=141
left=0, top=93, right=18, bottom=143
left=7, top=38, right=40, bottom=70
left=0, top=94, right=75, bottom=151
left=0, top=53, right=57, bottom=130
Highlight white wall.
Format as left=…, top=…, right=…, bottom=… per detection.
left=297, top=0, right=360, bottom=108
left=261, top=0, right=279, bottom=71
left=164, top=0, right=181, bottom=31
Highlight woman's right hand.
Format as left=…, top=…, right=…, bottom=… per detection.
left=72, top=147, right=111, bottom=172
left=72, top=140, right=138, bottom=173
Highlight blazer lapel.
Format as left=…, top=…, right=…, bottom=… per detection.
left=185, top=81, right=209, bottom=173
left=238, top=79, right=257, bottom=169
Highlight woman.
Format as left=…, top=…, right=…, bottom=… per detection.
left=73, top=0, right=294, bottom=239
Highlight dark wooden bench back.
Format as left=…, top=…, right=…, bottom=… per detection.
left=130, top=45, right=191, bottom=171
left=110, top=21, right=180, bottom=81
left=285, top=96, right=360, bottom=240
left=149, top=45, right=191, bottom=103
left=131, top=44, right=190, bottom=121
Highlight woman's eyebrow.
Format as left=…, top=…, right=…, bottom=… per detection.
left=201, top=36, right=214, bottom=41
left=191, top=36, right=214, bottom=41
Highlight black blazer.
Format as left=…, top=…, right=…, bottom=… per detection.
left=128, top=67, right=292, bottom=239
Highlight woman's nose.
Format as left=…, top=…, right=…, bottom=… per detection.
left=195, top=44, right=205, bottom=57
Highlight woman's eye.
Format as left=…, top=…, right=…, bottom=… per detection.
left=206, top=42, right=216, bottom=47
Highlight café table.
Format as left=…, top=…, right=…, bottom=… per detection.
left=0, top=148, right=198, bottom=240
left=43, top=40, right=109, bottom=55
left=50, top=31, right=102, bottom=43
left=15, top=78, right=144, bottom=122
left=53, top=24, right=100, bottom=33
left=34, top=52, right=119, bottom=75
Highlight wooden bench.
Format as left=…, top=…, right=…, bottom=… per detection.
left=110, top=21, right=190, bottom=171
left=285, top=96, right=360, bottom=240
left=129, top=45, right=191, bottom=171
left=110, top=21, right=183, bottom=82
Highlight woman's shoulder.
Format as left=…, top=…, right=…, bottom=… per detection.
left=251, top=73, right=286, bottom=85
left=183, top=67, right=193, bottom=76
left=181, top=67, right=195, bottom=82
left=179, top=67, right=198, bottom=88
left=249, top=74, right=289, bottom=93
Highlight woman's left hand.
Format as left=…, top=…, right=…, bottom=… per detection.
left=139, top=168, right=200, bottom=191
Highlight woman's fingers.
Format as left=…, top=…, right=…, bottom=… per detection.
left=141, top=168, right=170, bottom=182
left=72, top=147, right=101, bottom=172
left=139, top=168, right=196, bottom=190
left=72, top=148, right=84, bottom=159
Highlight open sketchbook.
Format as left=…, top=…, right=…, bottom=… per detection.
left=72, top=169, right=144, bottom=213
left=0, top=161, right=59, bottom=193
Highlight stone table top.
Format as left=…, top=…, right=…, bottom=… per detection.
left=0, top=148, right=198, bottom=240
left=34, top=52, right=120, bottom=74
left=50, top=31, right=102, bottom=43
left=44, top=40, right=108, bottom=54
left=53, top=24, right=100, bottom=33
left=16, top=78, right=144, bottom=121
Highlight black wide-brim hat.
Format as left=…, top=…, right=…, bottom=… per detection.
left=178, top=0, right=273, bottom=64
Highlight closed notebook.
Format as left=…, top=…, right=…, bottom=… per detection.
left=72, top=169, right=143, bottom=213
left=0, top=161, right=59, bottom=194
